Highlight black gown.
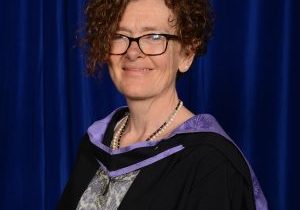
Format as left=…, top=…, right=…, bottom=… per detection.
left=57, top=108, right=268, bottom=210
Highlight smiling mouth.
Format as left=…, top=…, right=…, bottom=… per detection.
left=123, top=67, right=153, bottom=72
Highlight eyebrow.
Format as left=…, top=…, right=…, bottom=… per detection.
left=117, top=26, right=168, bottom=33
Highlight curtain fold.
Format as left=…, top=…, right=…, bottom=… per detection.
left=0, top=0, right=298, bottom=209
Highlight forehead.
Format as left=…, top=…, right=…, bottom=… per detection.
left=118, top=0, right=176, bottom=34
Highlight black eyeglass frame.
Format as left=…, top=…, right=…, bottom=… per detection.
left=109, top=33, right=179, bottom=56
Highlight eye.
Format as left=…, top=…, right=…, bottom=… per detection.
left=152, top=34, right=163, bottom=40
left=112, top=34, right=126, bottom=41
left=145, top=34, right=164, bottom=41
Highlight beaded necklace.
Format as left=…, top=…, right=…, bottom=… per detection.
left=110, top=100, right=183, bottom=149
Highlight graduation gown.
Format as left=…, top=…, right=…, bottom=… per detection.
left=57, top=108, right=268, bottom=210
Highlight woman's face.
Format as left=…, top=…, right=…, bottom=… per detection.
left=108, top=0, right=194, bottom=101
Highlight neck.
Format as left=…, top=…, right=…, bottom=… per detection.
left=118, top=90, right=193, bottom=147
left=127, top=92, right=179, bottom=133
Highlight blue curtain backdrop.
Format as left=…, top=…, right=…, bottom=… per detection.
left=0, top=0, right=299, bottom=209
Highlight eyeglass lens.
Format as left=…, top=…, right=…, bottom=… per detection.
left=110, top=34, right=168, bottom=55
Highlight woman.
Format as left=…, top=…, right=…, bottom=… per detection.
left=58, top=0, right=268, bottom=209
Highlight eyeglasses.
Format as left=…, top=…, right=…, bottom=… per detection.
left=109, top=33, right=179, bottom=56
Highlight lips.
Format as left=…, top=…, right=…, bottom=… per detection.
left=122, top=67, right=153, bottom=72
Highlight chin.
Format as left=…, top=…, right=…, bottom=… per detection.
left=124, top=95, right=150, bottom=101
left=119, top=88, right=154, bottom=101
left=122, top=91, right=150, bottom=101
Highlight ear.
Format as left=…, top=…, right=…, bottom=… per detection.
left=178, top=46, right=196, bottom=73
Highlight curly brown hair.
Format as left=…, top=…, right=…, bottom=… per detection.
left=83, top=0, right=215, bottom=75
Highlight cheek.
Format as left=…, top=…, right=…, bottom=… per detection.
left=165, top=48, right=181, bottom=76
left=167, top=44, right=182, bottom=69
left=108, top=57, right=121, bottom=77
left=152, top=53, right=179, bottom=86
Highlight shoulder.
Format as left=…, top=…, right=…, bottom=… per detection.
left=176, top=133, right=256, bottom=209
left=57, top=134, right=98, bottom=210
left=87, top=107, right=128, bottom=147
left=176, top=132, right=252, bottom=186
left=167, top=113, right=253, bottom=186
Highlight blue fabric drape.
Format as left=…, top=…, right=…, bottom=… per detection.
left=0, top=0, right=298, bottom=209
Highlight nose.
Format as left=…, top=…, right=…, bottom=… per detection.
left=125, top=40, right=144, bottom=60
